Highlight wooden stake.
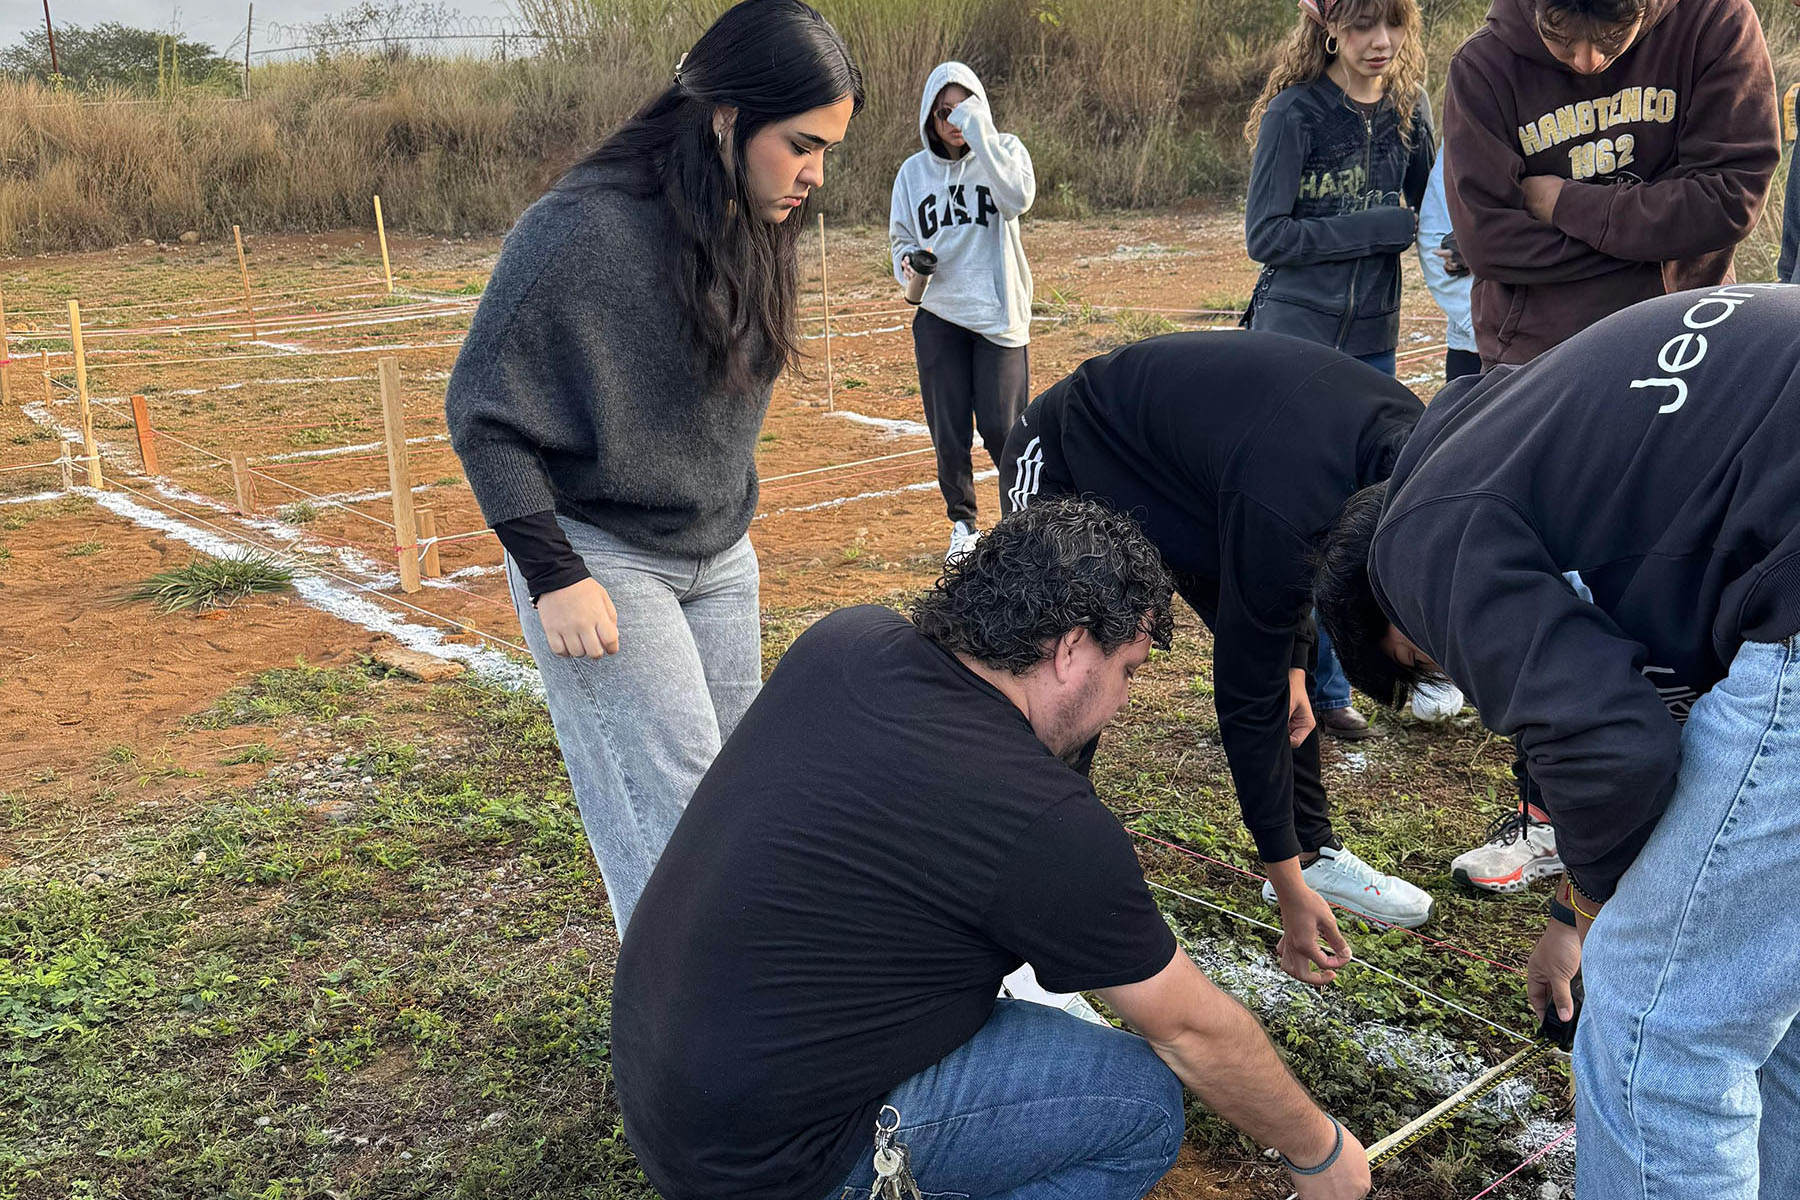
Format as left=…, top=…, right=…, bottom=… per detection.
left=0, top=281, right=13, bottom=413
left=416, top=505, right=441, bottom=578
left=129, top=393, right=159, bottom=474
left=818, top=212, right=834, bottom=411
left=59, top=440, right=72, bottom=489
left=373, top=195, right=395, bottom=294
left=66, top=301, right=102, bottom=488
left=378, top=356, right=421, bottom=593
left=232, top=224, right=257, bottom=339
left=230, top=451, right=255, bottom=514
left=40, top=349, right=51, bottom=407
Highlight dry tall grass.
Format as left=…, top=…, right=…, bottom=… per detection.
left=0, top=0, right=1794, bottom=258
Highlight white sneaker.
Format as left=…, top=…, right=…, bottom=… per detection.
left=1000, top=963, right=1109, bottom=1027
left=945, top=520, right=980, bottom=565
left=1410, top=678, right=1465, bottom=722
left=1261, top=845, right=1434, bottom=928
left=1450, top=809, right=1563, bottom=893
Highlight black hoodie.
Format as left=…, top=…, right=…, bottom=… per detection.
left=1245, top=77, right=1435, bottom=358
left=1370, top=284, right=1800, bottom=901
left=1012, top=332, right=1423, bottom=860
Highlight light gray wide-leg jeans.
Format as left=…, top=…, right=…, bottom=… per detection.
left=506, top=516, right=761, bottom=938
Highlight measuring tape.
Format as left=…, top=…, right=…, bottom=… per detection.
left=1785, top=82, right=1798, bottom=143
left=1284, top=984, right=1581, bottom=1194
left=1364, top=1038, right=1558, bottom=1167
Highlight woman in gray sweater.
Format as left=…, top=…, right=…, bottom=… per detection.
left=446, top=0, right=863, bottom=936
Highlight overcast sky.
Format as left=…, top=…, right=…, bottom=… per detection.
left=4, top=1, right=520, bottom=59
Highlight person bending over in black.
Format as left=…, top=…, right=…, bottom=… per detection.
left=611, top=498, right=1371, bottom=1200
left=1313, top=284, right=1800, bottom=1199
left=998, top=331, right=1435, bottom=985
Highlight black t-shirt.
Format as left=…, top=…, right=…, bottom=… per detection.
left=611, top=606, right=1177, bottom=1200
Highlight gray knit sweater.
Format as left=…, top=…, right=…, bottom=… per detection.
left=446, top=168, right=775, bottom=559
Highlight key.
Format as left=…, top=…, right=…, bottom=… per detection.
left=871, top=1145, right=924, bottom=1200
left=868, top=1145, right=904, bottom=1199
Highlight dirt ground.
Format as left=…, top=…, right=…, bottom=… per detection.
left=3, top=213, right=1552, bottom=1200
left=0, top=210, right=1453, bottom=765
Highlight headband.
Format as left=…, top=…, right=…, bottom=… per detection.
left=1297, top=0, right=1341, bottom=26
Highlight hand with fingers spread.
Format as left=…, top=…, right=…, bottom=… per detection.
left=535, top=577, right=620, bottom=658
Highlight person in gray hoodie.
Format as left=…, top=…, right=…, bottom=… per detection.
left=890, top=61, right=1035, bottom=564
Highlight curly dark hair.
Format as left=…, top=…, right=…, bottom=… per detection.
left=911, top=496, right=1174, bottom=674
left=1313, top=483, right=1435, bottom=708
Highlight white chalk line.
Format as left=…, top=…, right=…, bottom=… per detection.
left=92, top=370, right=452, bottom=404
left=758, top=469, right=997, bottom=518
left=87, top=485, right=537, bottom=689
left=265, top=433, right=450, bottom=462
left=826, top=410, right=931, bottom=439
left=20, top=391, right=531, bottom=683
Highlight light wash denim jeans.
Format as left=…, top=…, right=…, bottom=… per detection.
left=505, top=516, right=761, bottom=938
left=824, top=999, right=1183, bottom=1200
left=1310, top=614, right=1353, bottom=713
left=1575, top=634, right=1800, bottom=1200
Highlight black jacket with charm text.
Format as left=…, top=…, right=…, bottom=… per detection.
left=1369, top=284, right=1800, bottom=903
left=1245, top=76, right=1434, bottom=359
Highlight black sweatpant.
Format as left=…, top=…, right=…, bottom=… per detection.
left=999, top=406, right=1336, bottom=857
left=912, top=307, right=1029, bottom=524
left=1169, top=570, right=1336, bottom=856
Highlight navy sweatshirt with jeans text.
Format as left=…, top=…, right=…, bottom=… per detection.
left=1369, top=284, right=1800, bottom=902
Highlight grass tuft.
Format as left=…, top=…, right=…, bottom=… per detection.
left=124, top=553, right=294, bottom=612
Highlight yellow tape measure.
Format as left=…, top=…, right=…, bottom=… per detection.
left=1365, top=1040, right=1557, bottom=1168
left=1785, top=83, right=1799, bottom=144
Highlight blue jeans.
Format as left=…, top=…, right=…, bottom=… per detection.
left=825, top=999, right=1183, bottom=1200
left=1575, top=635, right=1800, bottom=1200
left=505, top=517, right=762, bottom=938
left=1310, top=615, right=1353, bottom=712
left=1355, top=349, right=1397, bottom=375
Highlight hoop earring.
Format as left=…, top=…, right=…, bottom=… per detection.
left=1325, top=33, right=1339, bottom=54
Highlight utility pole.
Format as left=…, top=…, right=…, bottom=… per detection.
left=243, top=4, right=253, bottom=98
left=42, top=0, right=60, bottom=77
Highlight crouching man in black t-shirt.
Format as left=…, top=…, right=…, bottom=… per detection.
left=611, top=498, right=1372, bottom=1200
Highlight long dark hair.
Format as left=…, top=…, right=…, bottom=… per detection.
left=570, top=0, right=863, bottom=395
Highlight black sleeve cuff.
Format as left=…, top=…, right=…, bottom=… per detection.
left=492, top=510, right=591, bottom=602
left=1249, top=822, right=1303, bottom=864
left=1568, top=870, right=1614, bottom=907
left=1292, top=614, right=1316, bottom=673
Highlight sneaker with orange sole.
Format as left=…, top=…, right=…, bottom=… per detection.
left=1450, top=809, right=1563, bottom=893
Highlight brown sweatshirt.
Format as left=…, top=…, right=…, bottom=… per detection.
left=1443, top=0, right=1779, bottom=366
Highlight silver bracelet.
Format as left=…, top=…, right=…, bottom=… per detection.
left=1280, top=1116, right=1344, bottom=1176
